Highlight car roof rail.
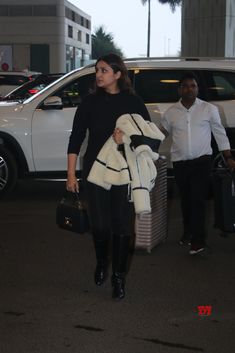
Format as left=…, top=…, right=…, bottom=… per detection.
left=184, top=57, right=235, bottom=61
left=124, top=56, right=235, bottom=62
left=124, top=56, right=180, bottom=61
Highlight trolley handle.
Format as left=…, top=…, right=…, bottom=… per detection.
left=212, top=150, right=235, bottom=172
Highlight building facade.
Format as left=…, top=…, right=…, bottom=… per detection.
left=181, top=0, right=235, bottom=58
left=0, top=0, right=91, bottom=73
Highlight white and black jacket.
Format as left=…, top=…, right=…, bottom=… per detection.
left=87, top=114, right=165, bottom=214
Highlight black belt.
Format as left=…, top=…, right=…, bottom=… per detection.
left=173, top=155, right=211, bottom=165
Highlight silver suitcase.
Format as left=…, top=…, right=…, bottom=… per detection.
left=135, top=157, right=168, bottom=253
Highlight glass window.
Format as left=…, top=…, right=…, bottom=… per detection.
left=86, top=33, right=90, bottom=44
left=134, top=69, right=183, bottom=103
left=77, top=30, right=82, bottom=42
left=74, top=13, right=80, bottom=24
left=33, top=5, right=56, bottom=16
left=71, top=11, right=75, bottom=22
left=204, top=71, right=235, bottom=101
left=0, top=6, right=8, bottom=16
left=134, top=69, right=205, bottom=103
left=77, top=15, right=82, bottom=25
left=0, top=74, right=29, bottom=86
left=85, top=19, right=90, bottom=29
left=75, top=48, right=82, bottom=68
left=68, top=25, right=73, bottom=39
left=9, top=5, right=32, bottom=16
left=51, top=73, right=95, bottom=108
left=66, top=45, right=75, bottom=72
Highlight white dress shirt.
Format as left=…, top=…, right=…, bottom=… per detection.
left=161, top=98, right=230, bottom=162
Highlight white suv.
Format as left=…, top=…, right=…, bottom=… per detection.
left=0, top=58, right=235, bottom=197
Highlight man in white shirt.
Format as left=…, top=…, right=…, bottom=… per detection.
left=161, top=72, right=235, bottom=255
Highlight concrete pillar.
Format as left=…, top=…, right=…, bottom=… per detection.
left=181, top=0, right=235, bottom=57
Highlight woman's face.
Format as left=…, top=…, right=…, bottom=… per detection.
left=95, top=60, right=121, bottom=93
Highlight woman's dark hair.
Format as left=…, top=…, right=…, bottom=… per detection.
left=179, top=71, right=199, bottom=86
left=93, top=53, right=134, bottom=94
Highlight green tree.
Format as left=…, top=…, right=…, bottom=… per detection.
left=92, top=26, right=124, bottom=59
left=141, top=0, right=181, bottom=57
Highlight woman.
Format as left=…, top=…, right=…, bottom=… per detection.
left=66, top=53, right=150, bottom=300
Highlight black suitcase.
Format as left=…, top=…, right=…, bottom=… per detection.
left=213, top=167, right=235, bottom=233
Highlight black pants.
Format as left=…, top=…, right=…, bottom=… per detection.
left=173, top=155, right=212, bottom=246
left=85, top=181, right=133, bottom=241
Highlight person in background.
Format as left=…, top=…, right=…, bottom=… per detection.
left=160, top=72, right=235, bottom=255
left=66, top=53, right=151, bottom=299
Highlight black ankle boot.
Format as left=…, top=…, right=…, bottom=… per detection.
left=94, top=263, right=108, bottom=286
left=112, top=273, right=125, bottom=300
left=93, top=236, right=109, bottom=286
left=111, top=234, right=130, bottom=300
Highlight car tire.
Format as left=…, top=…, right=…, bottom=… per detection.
left=0, top=146, right=18, bottom=198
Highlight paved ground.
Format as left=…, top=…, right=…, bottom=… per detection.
left=0, top=179, right=235, bottom=353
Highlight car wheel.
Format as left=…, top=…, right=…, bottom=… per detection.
left=0, top=146, right=18, bottom=198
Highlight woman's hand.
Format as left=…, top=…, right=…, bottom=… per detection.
left=66, top=174, right=79, bottom=193
left=113, top=128, right=124, bottom=145
left=67, top=154, right=79, bottom=192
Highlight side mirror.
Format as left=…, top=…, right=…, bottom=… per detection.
left=42, top=96, right=63, bottom=110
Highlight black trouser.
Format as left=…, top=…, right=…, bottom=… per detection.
left=173, top=155, right=212, bottom=246
left=85, top=182, right=133, bottom=240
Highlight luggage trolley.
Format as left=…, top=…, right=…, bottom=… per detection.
left=135, top=156, right=168, bottom=253
left=212, top=151, right=235, bottom=234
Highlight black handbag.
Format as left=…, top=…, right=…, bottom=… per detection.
left=56, top=191, right=90, bottom=234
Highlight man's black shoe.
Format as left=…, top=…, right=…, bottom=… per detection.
left=179, top=234, right=191, bottom=246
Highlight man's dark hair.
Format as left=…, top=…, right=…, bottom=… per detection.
left=179, top=71, right=199, bottom=86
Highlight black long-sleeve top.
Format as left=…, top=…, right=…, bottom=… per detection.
left=67, top=90, right=150, bottom=176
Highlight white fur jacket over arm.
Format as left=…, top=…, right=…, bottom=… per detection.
left=87, top=113, right=165, bottom=214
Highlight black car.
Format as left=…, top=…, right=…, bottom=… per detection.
left=1, top=73, right=65, bottom=101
